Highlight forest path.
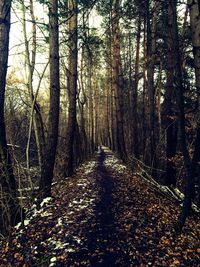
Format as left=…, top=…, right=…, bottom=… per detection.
left=0, top=148, right=199, bottom=266
left=78, top=148, right=131, bottom=266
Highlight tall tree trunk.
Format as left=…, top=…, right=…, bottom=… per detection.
left=169, top=0, right=195, bottom=228
left=188, top=0, right=200, bottom=117
left=162, top=1, right=178, bottom=186
left=93, top=68, right=99, bottom=149
left=0, top=0, right=22, bottom=234
left=108, top=11, right=116, bottom=151
left=22, top=0, right=45, bottom=176
left=188, top=0, right=200, bottom=206
left=142, top=16, right=147, bottom=162
left=39, top=0, right=60, bottom=198
left=131, top=15, right=141, bottom=159
left=112, top=0, right=127, bottom=161
left=64, top=0, right=78, bottom=177
left=128, top=31, right=133, bottom=153
left=106, top=79, right=112, bottom=147
left=88, top=63, right=95, bottom=153
left=181, top=0, right=200, bottom=218
left=79, top=47, right=88, bottom=160
left=146, top=0, right=157, bottom=174
left=157, top=61, right=162, bottom=144
left=79, top=101, right=87, bottom=161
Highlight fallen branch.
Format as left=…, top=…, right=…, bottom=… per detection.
left=135, top=163, right=200, bottom=214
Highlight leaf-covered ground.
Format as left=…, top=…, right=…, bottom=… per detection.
left=0, top=148, right=199, bottom=266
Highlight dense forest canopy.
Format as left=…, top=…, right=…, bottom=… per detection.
left=0, top=0, right=200, bottom=238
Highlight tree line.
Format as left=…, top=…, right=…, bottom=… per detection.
left=0, top=0, right=200, bottom=235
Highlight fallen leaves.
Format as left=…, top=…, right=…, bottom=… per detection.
left=172, top=257, right=181, bottom=266
left=0, top=149, right=199, bottom=266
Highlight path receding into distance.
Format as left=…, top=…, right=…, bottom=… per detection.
left=0, top=147, right=199, bottom=266
left=77, top=148, right=131, bottom=266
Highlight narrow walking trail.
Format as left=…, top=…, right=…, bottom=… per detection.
left=0, top=148, right=199, bottom=266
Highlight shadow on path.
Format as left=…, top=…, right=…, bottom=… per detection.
left=85, top=149, right=130, bottom=266
left=67, top=148, right=131, bottom=266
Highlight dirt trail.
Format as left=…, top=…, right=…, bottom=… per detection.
left=0, top=148, right=199, bottom=267
left=75, top=149, right=131, bottom=266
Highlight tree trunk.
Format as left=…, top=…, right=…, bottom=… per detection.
left=146, top=0, right=157, bottom=174
left=188, top=0, right=200, bottom=131
left=112, top=0, right=127, bottom=161
left=64, top=0, right=78, bottom=177
left=22, top=0, right=45, bottom=176
left=88, top=63, right=95, bottom=153
left=157, top=61, right=162, bottom=144
left=162, top=1, right=178, bottom=186
left=142, top=16, right=147, bottom=162
left=78, top=48, right=88, bottom=160
left=188, top=0, right=200, bottom=207
left=0, top=0, right=22, bottom=234
left=169, top=0, right=194, bottom=228
left=39, top=0, right=60, bottom=198
left=131, top=15, right=141, bottom=159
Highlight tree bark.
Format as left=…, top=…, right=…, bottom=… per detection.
left=78, top=47, right=88, bottom=160
left=162, top=1, right=178, bottom=186
left=0, top=0, right=22, bottom=234
left=39, top=0, right=60, bottom=198
left=131, top=15, right=141, bottom=159
left=169, top=0, right=195, bottom=228
left=187, top=0, right=200, bottom=207
left=112, top=0, right=127, bottom=161
left=188, top=0, right=200, bottom=108
left=64, top=0, right=78, bottom=177
left=21, top=0, right=45, bottom=177
left=146, top=0, right=157, bottom=174
left=142, top=16, right=147, bottom=162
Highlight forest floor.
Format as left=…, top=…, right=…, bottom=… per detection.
left=0, top=148, right=199, bottom=267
